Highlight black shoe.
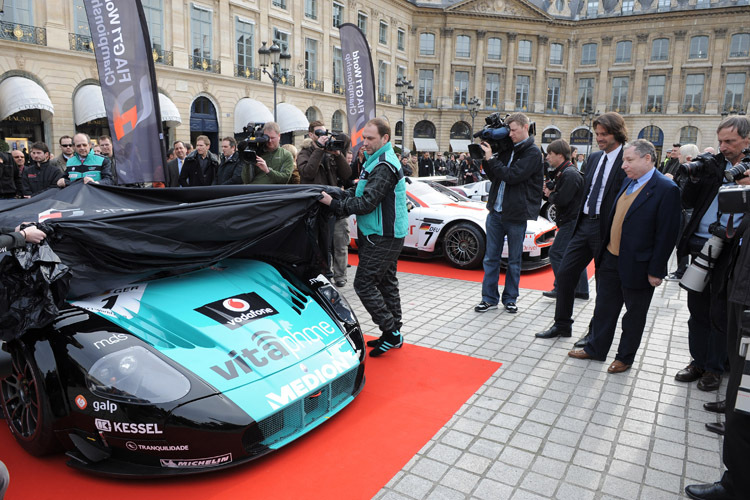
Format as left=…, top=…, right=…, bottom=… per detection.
left=335, top=280, right=346, bottom=287
left=574, top=292, right=590, bottom=300
left=705, top=422, right=725, bottom=436
left=504, top=302, right=518, bottom=313
left=366, top=337, right=383, bottom=347
left=685, top=482, right=734, bottom=500
left=698, top=371, right=722, bottom=391
left=675, top=364, right=704, bottom=382
left=369, top=331, right=403, bottom=357
left=535, top=326, right=572, bottom=339
left=542, top=290, right=557, bottom=299
left=474, top=301, right=498, bottom=312
left=573, top=334, right=591, bottom=348
left=704, top=400, right=726, bottom=414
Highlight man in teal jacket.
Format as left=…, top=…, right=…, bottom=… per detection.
left=57, top=133, right=114, bottom=187
left=319, top=118, right=408, bottom=357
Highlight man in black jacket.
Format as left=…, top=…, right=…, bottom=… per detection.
left=178, top=135, right=220, bottom=186
left=539, top=139, right=589, bottom=301
left=474, top=113, right=543, bottom=314
left=0, top=152, right=21, bottom=199
left=674, top=116, right=750, bottom=392
left=214, top=137, right=245, bottom=185
left=22, top=142, right=63, bottom=197
left=537, top=112, right=628, bottom=340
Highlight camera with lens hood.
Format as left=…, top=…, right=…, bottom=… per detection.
left=314, top=129, right=348, bottom=153
left=238, top=123, right=268, bottom=165
left=467, top=113, right=537, bottom=161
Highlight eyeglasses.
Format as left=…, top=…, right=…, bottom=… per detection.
left=61, top=143, right=73, bottom=147
left=74, top=144, right=88, bottom=148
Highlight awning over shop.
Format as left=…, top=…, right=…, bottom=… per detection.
left=277, top=102, right=309, bottom=134
left=159, top=93, right=182, bottom=125
left=413, top=138, right=439, bottom=152
left=73, top=85, right=106, bottom=126
left=449, top=139, right=471, bottom=152
left=0, top=76, right=54, bottom=120
left=234, top=98, right=274, bottom=134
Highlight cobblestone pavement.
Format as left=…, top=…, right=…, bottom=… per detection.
left=337, top=261, right=725, bottom=500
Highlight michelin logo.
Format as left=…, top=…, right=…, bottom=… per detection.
left=160, top=453, right=232, bottom=468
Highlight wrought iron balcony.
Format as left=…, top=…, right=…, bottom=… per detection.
left=378, top=93, right=391, bottom=104
left=190, top=55, right=221, bottom=74
left=152, top=47, right=173, bottom=66
left=304, top=78, right=324, bottom=91
left=608, top=104, right=628, bottom=114
left=644, top=102, right=664, bottom=113
left=235, top=65, right=261, bottom=80
left=722, top=104, right=746, bottom=114
left=333, top=83, right=344, bottom=95
left=69, top=33, right=94, bottom=52
left=0, top=21, right=46, bottom=46
left=279, top=74, right=295, bottom=87
left=681, top=103, right=704, bottom=114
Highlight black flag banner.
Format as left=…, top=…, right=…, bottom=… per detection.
left=338, top=23, right=376, bottom=155
left=85, top=0, right=166, bottom=184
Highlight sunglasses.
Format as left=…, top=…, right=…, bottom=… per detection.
left=61, top=143, right=73, bottom=147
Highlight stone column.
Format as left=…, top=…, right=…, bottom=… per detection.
left=171, top=0, right=187, bottom=68
left=474, top=30, right=487, bottom=99
left=533, top=35, right=548, bottom=113
left=629, top=32, right=649, bottom=114
left=706, top=28, right=728, bottom=114
left=218, top=0, right=231, bottom=75
left=503, top=32, right=517, bottom=110
left=596, top=36, right=612, bottom=112
left=43, top=0, right=68, bottom=50
left=440, top=27, right=454, bottom=109
left=563, top=39, right=577, bottom=115
left=666, top=30, right=686, bottom=114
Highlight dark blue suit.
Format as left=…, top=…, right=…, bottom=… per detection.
left=584, top=169, right=682, bottom=364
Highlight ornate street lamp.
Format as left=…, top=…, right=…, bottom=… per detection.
left=395, top=76, right=414, bottom=152
left=581, top=108, right=598, bottom=156
left=467, top=96, right=481, bottom=141
left=259, top=41, right=291, bottom=121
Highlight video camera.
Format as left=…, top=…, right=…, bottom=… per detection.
left=468, top=113, right=537, bottom=161
left=678, top=152, right=719, bottom=177
left=238, top=123, right=268, bottom=165
left=314, top=129, right=348, bottom=153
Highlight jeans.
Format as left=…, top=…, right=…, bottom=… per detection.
left=481, top=210, right=526, bottom=305
left=549, top=219, right=589, bottom=295
left=331, top=217, right=350, bottom=282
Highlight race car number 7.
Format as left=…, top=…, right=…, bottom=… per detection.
left=423, top=230, right=435, bottom=246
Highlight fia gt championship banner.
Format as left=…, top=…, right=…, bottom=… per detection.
left=85, top=0, right=166, bottom=184
left=338, top=23, right=376, bottom=155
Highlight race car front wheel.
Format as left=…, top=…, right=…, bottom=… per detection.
left=442, top=222, right=486, bottom=269
left=1, top=343, right=61, bottom=456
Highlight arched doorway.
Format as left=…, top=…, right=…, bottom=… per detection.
left=570, top=126, right=593, bottom=156
left=541, top=126, right=562, bottom=150
left=413, top=120, right=438, bottom=153
left=638, top=125, right=664, bottom=162
left=305, top=106, right=320, bottom=124
left=449, top=121, right=472, bottom=153
left=331, top=110, right=345, bottom=134
left=190, top=96, right=219, bottom=154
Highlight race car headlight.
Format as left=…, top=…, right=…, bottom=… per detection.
left=86, top=346, right=191, bottom=404
left=317, top=284, right=356, bottom=324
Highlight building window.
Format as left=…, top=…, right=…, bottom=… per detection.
left=333, top=47, right=343, bottom=90
left=236, top=18, right=254, bottom=70
left=378, top=60, right=388, bottom=95
left=689, top=36, right=709, bottom=59
left=273, top=28, right=289, bottom=53
left=646, top=75, right=666, bottom=113
left=191, top=4, right=213, bottom=61
left=611, top=77, right=629, bottom=112
left=397, top=29, right=405, bottom=51
left=456, top=35, right=471, bottom=58
left=621, top=0, right=633, bottom=13
left=305, top=38, right=318, bottom=81
left=485, top=73, right=500, bottom=109
left=3, top=0, right=34, bottom=25
left=357, top=12, right=367, bottom=34
left=74, top=0, right=90, bottom=35
left=379, top=21, right=388, bottom=45
left=397, top=66, right=406, bottom=82
left=418, top=69, right=434, bottom=106
left=272, top=0, right=286, bottom=9
left=142, top=0, right=164, bottom=52
left=581, top=43, right=597, bottom=65
left=515, top=75, right=530, bottom=110
left=487, top=37, right=502, bottom=61
left=454, top=71, right=470, bottom=106
left=420, top=33, right=435, bottom=56
left=651, top=38, right=669, bottom=61
left=332, top=2, right=344, bottom=28
left=587, top=0, right=598, bottom=16
left=724, top=73, right=746, bottom=112
left=729, top=33, right=750, bottom=58
left=683, top=74, right=705, bottom=112
left=549, top=43, right=563, bottom=64
left=680, top=126, right=698, bottom=144
left=304, top=0, right=317, bottom=19
left=332, top=111, right=344, bottom=133
left=658, top=0, right=670, bottom=11
left=547, top=77, right=561, bottom=113
left=615, top=40, right=632, bottom=63
left=577, top=78, right=595, bottom=113
left=518, top=40, right=532, bottom=63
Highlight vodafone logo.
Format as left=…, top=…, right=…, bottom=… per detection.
left=222, top=298, right=250, bottom=312
left=75, top=395, right=87, bottom=410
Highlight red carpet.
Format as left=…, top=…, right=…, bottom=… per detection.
left=0, top=341, right=500, bottom=500
left=349, top=253, right=595, bottom=291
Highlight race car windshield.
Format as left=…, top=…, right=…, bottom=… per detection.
left=409, top=181, right=471, bottom=205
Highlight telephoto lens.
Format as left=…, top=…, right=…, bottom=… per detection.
left=679, top=235, right=725, bottom=293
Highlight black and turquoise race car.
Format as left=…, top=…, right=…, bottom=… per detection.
left=0, top=183, right=365, bottom=476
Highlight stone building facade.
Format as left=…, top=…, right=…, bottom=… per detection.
left=0, top=0, right=747, bottom=159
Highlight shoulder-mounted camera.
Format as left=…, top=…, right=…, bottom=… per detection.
left=238, top=123, right=268, bottom=165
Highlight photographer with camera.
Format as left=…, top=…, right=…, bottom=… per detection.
left=474, top=112, right=543, bottom=315
left=674, top=116, right=750, bottom=394
left=539, top=139, right=589, bottom=303
left=241, top=122, right=294, bottom=184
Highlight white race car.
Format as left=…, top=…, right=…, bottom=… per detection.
left=452, top=179, right=558, bottom=224
left=348, top=178, right=557, bottom=270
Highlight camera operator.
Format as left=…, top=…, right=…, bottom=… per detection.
left=539, top=139, right=589, bottom=304
left=474, top=112, right=543, bottom=314
left=674, top=115, right=750, bottom=393
left=242, top=122, right=294, bottom=184
left=299, top=120, right=352, bottom=287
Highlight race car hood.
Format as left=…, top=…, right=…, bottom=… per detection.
left=71, top=260, right=357, bottom=395
left=426, top=200, right=488, bottom=224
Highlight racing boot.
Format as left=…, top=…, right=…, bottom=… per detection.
left=369, top=331, right=403, bottom=357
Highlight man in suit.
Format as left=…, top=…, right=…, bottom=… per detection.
left=567, top=139, right=681, bottom=372
left=536, top=112, right=628, bottom=340
left=165, top=141, right=187, bottom=187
